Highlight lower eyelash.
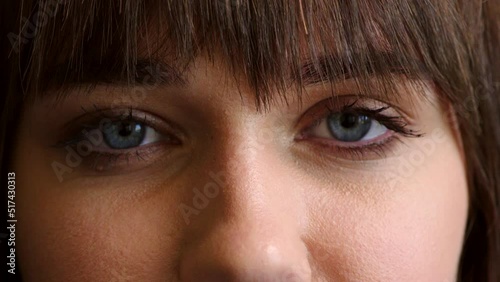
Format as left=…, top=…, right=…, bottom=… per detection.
left=91, top=152, right=139, bottom=172
left=86, top=143, right=166, bottom=172
left=306, top=134, right=407, bottom=161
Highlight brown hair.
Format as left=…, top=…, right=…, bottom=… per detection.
left=1, top=0, right=499, bottom=281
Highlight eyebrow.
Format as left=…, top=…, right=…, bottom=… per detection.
left=132, top=60, right=188, bottom=87
left=49, top=59, right=188, bottom=88
left=299, top=51, right=427, bottom=85
left=50, top=51, right=426, bottom=89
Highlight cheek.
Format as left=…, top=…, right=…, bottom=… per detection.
left=307, top=140, right=468, bottom=281
left=17, top=184, right=186, bottom=281
left=14, top=139, right=183, bottom=281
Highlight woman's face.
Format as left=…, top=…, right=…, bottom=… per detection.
left=14, top=53, right=468, bottom=281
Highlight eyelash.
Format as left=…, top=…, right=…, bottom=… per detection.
left=54, top=106, right=180, bottom=172
left=330, top=100, right=420, bottom=137
left=56, top=99, right=422, bottom=171
left=298, top=99, right=422, bottom=159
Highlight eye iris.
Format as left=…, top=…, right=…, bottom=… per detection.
left=327, top=113, right=372, bottom=142
left=103, top=121, right=146, bottom=149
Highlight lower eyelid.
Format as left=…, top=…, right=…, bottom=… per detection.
left=75, top=142, right=176, bottom=173
left=305, top=129, right=395, bottom=148
left=88, top=136, right=176, bottom=155
left=294, top=133, right=404, bottom=163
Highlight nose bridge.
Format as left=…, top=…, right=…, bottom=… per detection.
left=178, top=119, right=312, bottom=281
left=210, top=119, right=303, bottom=230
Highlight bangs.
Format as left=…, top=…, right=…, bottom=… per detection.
left=12, top=0, right=474, bottom=109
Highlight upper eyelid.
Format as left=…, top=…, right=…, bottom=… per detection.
left=59, top=108, right=187, bottom=145
left=295, top=96, right=403, bottom=129
left=62, top=105, right=153, bottom=129
left=300, top=77, right=426, bottom=119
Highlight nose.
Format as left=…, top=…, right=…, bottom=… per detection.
left=179, top=220, right=312, bottom=281
left=178, top=133, right=312, bottom=281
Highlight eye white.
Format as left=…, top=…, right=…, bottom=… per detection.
left=140, top=126, right=163, bottom=145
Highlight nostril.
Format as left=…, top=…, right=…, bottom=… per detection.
left=179, top=249, right=312, bottom=282
left=245, top=270, right=310, bottom=282
left=183, top=271, right=235, bottom=282
left=178, top=224, right=313, bottom=281
left=182, top=270, right=308, bottom=282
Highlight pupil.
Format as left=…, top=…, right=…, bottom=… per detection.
left=102, top=120, right=146, bottom=149
left=118, top=122, right=136, bottom=137
left=340, top=114, right=359, bottom=128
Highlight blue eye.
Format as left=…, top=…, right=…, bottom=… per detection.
left=311, top=112, right=389, bottom=143
left=327, top=113, right=372, bottom=142
left=102, top=121, right=146, bottom=149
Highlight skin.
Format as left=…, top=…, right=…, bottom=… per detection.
left=13, top=54, right=468, bottom=281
